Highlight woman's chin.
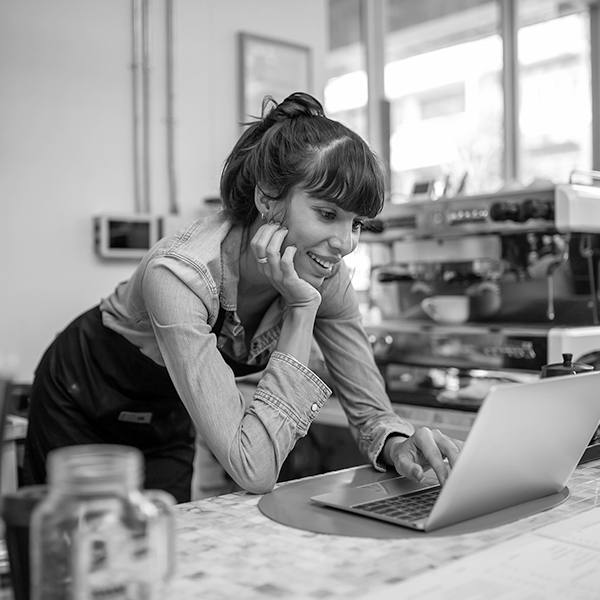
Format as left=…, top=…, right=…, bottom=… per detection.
left=297, top=269, right=326, bottom=289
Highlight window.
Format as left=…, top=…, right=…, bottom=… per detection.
left=325, top=0, right=368, bottom=139
left=384, top=0, right=503, bottom=200
left=518, top=0, right=592, bottom=185
left=325, top=0, right=595, bottom=202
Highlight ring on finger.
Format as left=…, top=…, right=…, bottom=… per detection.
left=257, top=256, right=268, bottom=264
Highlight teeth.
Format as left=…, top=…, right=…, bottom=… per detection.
left=308, top=252, right=333, bottom=269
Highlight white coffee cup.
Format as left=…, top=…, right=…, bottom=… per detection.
left=421, top=295, right=469, bottom=324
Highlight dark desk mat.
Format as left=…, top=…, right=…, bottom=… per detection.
left=258, top=466, right=570, bottom=539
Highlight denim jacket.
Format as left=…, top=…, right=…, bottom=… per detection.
left=100, top=211, right=414, bottom=493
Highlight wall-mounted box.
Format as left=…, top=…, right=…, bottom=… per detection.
left=94, top=214, right=163, bottom=259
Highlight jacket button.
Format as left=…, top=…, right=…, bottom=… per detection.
left=311, top=403, right=319, bottom=412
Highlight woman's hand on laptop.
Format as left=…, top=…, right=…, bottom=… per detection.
left=384, top=428, right=462, bottom=486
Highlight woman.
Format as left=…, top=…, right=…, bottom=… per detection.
left=24, top=93, right=460, bottom=503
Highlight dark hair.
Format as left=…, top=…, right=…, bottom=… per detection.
left=220, top=92, right=386, bottom=226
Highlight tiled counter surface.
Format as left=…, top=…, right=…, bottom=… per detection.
left=169, top=458, right=600, bottom=600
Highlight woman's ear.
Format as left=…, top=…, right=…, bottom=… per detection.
left=254, top=187, right=271, bottom=219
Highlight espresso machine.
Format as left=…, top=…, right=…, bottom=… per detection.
left=364, top=172, right=600, bottom=418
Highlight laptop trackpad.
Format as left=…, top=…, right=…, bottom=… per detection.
left=314, top=472, right=439, bottom=507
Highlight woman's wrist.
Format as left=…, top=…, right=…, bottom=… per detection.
left=277, top=304, right=319, bottom=365
left=382, top=433, right=409, bottom=466
left=286, top=295, right=321, bottom=312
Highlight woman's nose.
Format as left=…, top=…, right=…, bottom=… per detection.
left=329, top=224, right=356, bottom=256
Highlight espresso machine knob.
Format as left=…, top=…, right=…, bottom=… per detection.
left=489, top=199, right=554, bottom=222
left=521, top=198, right=554, bottom=221
left=489, top=201, right=522, bottom=222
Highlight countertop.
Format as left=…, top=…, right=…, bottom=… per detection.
left=168, top=458, right=600, bottom=600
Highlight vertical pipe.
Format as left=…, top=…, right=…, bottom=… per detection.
left=141, top=0, right=151, bottom=213
left=166, top=0, right=179, bottom=214
left=360, top=0, right=390, bottom=194
left=501, top=0, right=519, bottom=183
left=590, top=2, right=600, bottom=171
left=131, top=0, right=142, bottom=213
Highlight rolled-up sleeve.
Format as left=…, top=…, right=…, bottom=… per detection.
left=255, top=351, right=331, bottom=437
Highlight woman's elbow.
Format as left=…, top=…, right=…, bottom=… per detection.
left=226, top=441, right=282, bottom=494
left=236, top=471, right=277, bottom=495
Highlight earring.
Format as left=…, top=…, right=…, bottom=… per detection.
left=261, top=212, right=266, bottom=220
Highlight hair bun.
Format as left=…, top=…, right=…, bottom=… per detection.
left=262, top=92, right=325, bottom=126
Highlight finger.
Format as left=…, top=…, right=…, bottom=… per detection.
left=252, top=222, right=280, bottom=250
left=261, top=227, right=289, bottom=272
left=408, top=462, right=425, bottom=482
left=431, top=429, right=462, bottom=469
left=395, top=445, right=426, bottom=483
left=251, top=222, right=283, bottom=262
left=279, top=245, right=297, bottom=271
left=413, top=428, right=450, bottom=485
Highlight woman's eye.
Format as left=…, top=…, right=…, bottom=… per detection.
left=318, top=210, right=336, bottom=221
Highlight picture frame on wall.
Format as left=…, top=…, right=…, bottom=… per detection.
left=239, top=32, right=312, bottom=123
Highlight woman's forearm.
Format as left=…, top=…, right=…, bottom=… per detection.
left=276, top=305, right=319, bottom=366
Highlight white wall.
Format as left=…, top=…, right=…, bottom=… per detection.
left=0, top=0, right=327, bottom=381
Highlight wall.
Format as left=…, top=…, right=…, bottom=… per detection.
left=0, top=0, right=327, bottom=382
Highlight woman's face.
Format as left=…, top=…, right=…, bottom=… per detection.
left=273, top=190, right=367, bottom=288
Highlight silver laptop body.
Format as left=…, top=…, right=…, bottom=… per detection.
left=311, top=371, right=600, bottom=532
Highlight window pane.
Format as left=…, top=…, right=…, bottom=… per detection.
left=325, top=0, right=368, bottom=140
left=518, top=0, right=592, bottom=185
left=384, top=0, right=503, bottom=202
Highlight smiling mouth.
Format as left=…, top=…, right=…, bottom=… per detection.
left=307, top=251, right=335, bottom=271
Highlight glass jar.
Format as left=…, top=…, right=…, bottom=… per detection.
left=30, top=444, right=175, bottom=600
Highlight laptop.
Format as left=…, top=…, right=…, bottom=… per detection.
left=311, top=371, right=600, bottom=532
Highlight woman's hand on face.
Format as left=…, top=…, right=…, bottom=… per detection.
left=385, top=428, right=463, bottom=486
left=251, top=222, right=321, bottom=309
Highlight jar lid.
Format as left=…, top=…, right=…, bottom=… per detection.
left=541, top=353, right=595, bottom=378
left=47, top=444, right=143, bottom=491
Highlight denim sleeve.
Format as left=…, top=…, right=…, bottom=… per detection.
left=140, top=257, right=331, bottom=494
left=313, top=265, right=415, bottom=471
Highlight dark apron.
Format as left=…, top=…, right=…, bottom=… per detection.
left=23, top=306, right=265, bottom=503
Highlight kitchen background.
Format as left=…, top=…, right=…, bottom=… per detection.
left=1, top=0, right=597, bottom=383
left=3, top=0, right=600, bottom=490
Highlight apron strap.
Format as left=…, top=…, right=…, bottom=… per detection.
left=213, top=304, right=227, bottom=337
left=214, top=306, right=267, bottom=377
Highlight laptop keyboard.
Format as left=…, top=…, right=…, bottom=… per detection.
left=352, top=485, right=442, bottom=523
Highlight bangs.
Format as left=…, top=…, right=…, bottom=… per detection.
left=300, top=138, right=385, bottom=219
